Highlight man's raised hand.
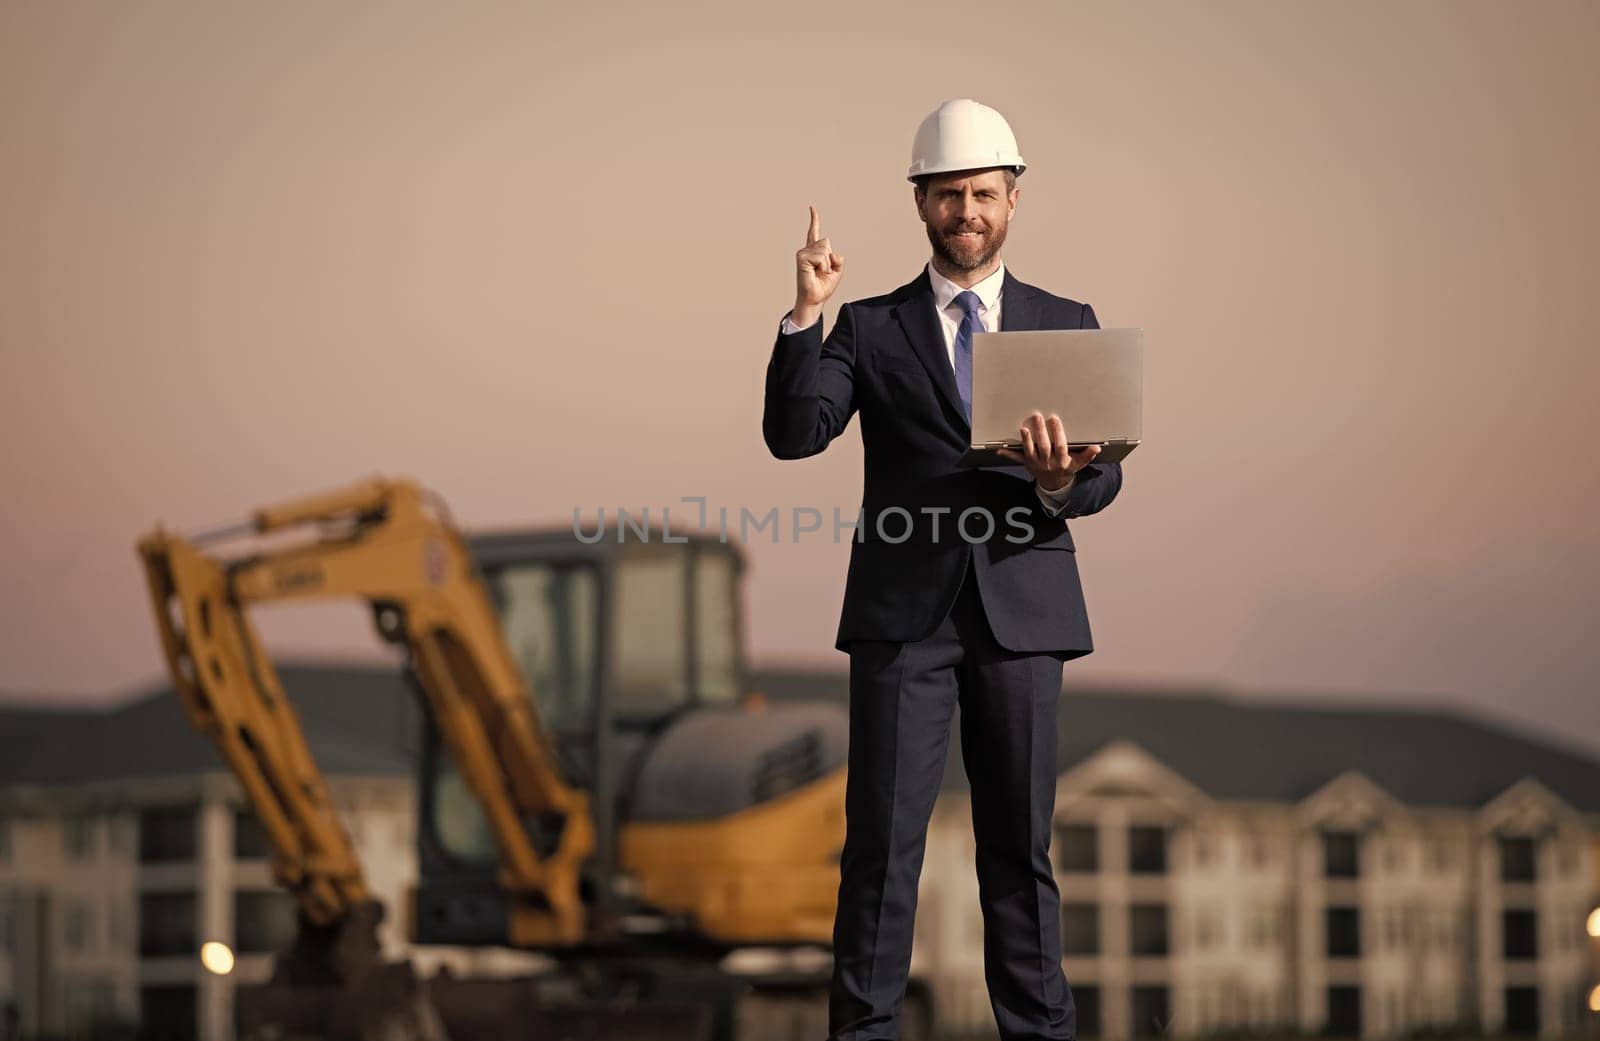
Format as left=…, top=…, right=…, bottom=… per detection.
left=793, top=205, right=844, bottom=329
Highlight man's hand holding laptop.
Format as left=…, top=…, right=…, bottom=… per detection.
left=996, top=413, right=1103, bottom=492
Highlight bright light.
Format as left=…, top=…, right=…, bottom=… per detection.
left=200, top=941, right=235, bottom=975
left=1588, top=908, right=1600, bottom=938
left=1589, top=984, right=1600, bottom=1014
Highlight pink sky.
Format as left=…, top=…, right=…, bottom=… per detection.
left=3, top=2, right=1597, bottom=755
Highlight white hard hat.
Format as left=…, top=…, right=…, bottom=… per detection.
left=907, top=98, right=1026, bottom=182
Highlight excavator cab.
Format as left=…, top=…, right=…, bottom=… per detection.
left=414, top=531, right=750, bottom=946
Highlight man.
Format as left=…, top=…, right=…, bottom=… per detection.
left=762, top=98, right=1123, bottom=1041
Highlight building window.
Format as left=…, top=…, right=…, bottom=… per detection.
left=1056, top=823, right=1097, bottom=873
left=63, top=900, right=94, bottom=954
left=1322, top=830, right=1359, bottom=878
left=1498, top=836, right=1536, bottom=882
left=1249, top=904, right=1284, bottom=948
left=1326, top=906, right=1360, bottom=958
left=63, top=976, right=119, bottom=1029
left=1502, top=909, right=1537, bottom=960
left=110, top=898, right=132, bottom=951
left=1130, top=904, right=1169, bottom=956
left=1062, top=903, right=1099, bottom=956
left=1074, top=984, right=1102, bottom=1039
left=109, top=815, right=134, bottom=856
left=1131, top=985, right=1171, bottom=1039
left=139, top=806, right=198, bottom=863
left=138, top=893, right=197, bottom=957
left=1128, top=825, right=1167, bottom=874
left=234, top=891, right=298, bottom=955
left=234, top=808, right=272, bottom=860
left=140, top=986, right=197, bottom=1041
left=1503, top=986, right=1538, bottom=1036
left=1326, top=985, right=1362, bottom=1036
left=1250, top=989, right=1271, bottom=1027
left=64, top=814, right=96, bottom=859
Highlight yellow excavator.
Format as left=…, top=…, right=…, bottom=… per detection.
left=134, top=476, right=928, bottom=1041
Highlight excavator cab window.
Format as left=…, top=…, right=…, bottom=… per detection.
left=420, top=537, right=746, bottom=888
left=610, top=551, right=690, bottom=718
left=691, top=548, right=739, bottom=705
left=608, top=542, right=742, bottom=724
left=494, top=561, right=600, bottom=733
left=424, top=557, right=605, bottom=868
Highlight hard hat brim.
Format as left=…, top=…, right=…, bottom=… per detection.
left=906, top=159, right=1027, bottom=182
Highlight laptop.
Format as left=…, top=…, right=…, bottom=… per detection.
left=958, top=328, right=1143, bottom=467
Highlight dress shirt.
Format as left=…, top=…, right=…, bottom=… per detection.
left=781, top=261, right=1077, bottom=515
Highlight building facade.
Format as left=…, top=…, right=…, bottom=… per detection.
left=915, top=741, right=1598, bottom=1041
left=0, top=773, right=404, bottom=1039
left=3, top=668, right=1598, bottom=1041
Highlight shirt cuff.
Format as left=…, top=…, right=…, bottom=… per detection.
left=780, top=311, right=819, bottom=335
left=1035, top=472, right=1077, bottom=516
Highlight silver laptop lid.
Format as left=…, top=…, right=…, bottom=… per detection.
left=969, top=329, right=1142, bottom=448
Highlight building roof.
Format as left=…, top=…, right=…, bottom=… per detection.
left=3, top=664, right=1598, bottom=814
left=754, top=669, right=1600, bottom=813
left=0, top=663, right=418, bottom=787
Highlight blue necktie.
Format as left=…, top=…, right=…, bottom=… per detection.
left=952, top=290, right=983, bottom=423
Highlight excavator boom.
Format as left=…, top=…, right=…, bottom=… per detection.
left=136, top=476, right=594, bottom=946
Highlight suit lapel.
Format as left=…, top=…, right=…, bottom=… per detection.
left=892, top=270, right=967, bottom=425
left=999, top=270, right=1040, bottom=332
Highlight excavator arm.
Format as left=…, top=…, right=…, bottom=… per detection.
left=136, top=476, right=594, bottom=946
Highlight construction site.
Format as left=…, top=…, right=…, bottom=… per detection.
left=5, top=2, right=1600, bottom=1039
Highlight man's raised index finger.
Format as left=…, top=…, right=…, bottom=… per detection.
left=808, top=205, right=821, bottom=245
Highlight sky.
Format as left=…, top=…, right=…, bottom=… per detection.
left=2, top=1, right=1597, bottom=757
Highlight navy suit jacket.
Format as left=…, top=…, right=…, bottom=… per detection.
left=763, top=268, right=1122, bottom=657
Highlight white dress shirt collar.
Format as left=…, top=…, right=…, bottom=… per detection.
left=927, top=260, right=1006, bottom=318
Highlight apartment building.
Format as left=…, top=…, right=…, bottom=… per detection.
left=3, top=666, right=1597, bottom=1041
left=892, top=688, right=1600, bottom=1041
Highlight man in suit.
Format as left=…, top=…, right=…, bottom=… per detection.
left=763, top=99, right=1123, bottom=1040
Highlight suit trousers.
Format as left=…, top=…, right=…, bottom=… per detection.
left=828, top=558, right=1076, bottom=1041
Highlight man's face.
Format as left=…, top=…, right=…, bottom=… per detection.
left=915, top=168, right=1018, bottom=275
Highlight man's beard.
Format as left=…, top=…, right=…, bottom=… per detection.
left=927, top=218, right=1008, bottom=274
